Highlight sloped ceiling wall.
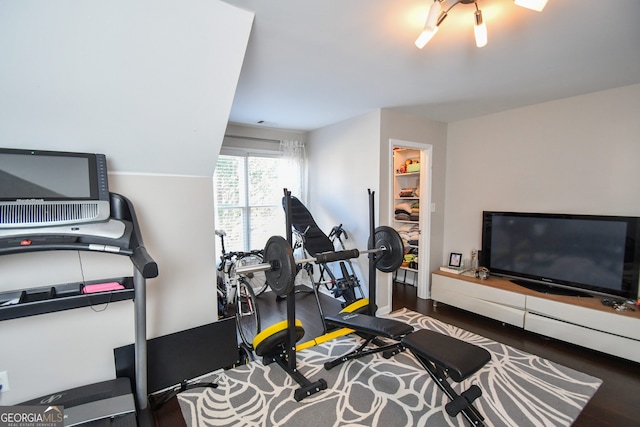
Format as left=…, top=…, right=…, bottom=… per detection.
left=0, top=0, right=254, bottom=176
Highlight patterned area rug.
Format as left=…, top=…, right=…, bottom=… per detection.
left=178, top=308, right=601, bottom=426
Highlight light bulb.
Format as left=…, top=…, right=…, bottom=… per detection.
left=474, top=10, right=487, bottom=47
left=415, top=27, right=439, bottom=49
left=425, top=0, right=442, bottom=27
left=415, top=0, right=442, bottom=48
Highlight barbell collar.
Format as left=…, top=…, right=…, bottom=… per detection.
left=359, top=246, right=386, bottom=256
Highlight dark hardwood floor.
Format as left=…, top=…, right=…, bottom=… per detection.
left=153, top=282, right=640, bottom=426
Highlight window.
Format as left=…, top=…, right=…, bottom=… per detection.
left=214, top=152, right=288, bottom=254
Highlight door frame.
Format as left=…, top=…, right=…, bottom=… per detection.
left=386, top=138, right=433, bottom=306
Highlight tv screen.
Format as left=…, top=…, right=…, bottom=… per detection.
left=0, top=148, right=110, bottom=228
left=0, top=153, right=91, bottom=199
left=481, top=211, right=640, bottom=299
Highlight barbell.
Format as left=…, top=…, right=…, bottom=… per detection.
left=235, top=225, right=404, bottom=296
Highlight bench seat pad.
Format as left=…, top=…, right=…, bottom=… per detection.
left=401, top=329, right=491, bottom=382
left=325, top=312, right=414, bottom=339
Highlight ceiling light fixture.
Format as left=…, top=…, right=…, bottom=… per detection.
left=416, top=0, right=548, bottom=49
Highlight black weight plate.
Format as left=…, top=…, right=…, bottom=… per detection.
left=373, top=225, right=404, bottom=272
left=263, top=235, right=297, bottom=296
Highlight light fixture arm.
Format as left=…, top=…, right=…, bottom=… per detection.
left=435, top=0, right=465, bottom=26
left=474, top=1, right=482, bottom=21
left=433, top=0, right=482, bottom=31
left=440, top=0, right=476, bottom=17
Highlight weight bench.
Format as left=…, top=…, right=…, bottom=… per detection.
left=323, top=312, right=414, bottom=369
left=324, top=312, right=491, bottom=427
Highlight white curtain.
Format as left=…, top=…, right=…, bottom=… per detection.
left=280, top=139, right=307, bottom=202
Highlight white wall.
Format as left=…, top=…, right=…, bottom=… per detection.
left=443, top=84, right=640, bottom=297
left=0, top=0, right=253, bottom=404
left=380, top=110, right=448, bottom=302
left=306, top=110, right=448, bottom=312
left=307, top=111, right=382, bottom=306
left=107, top=174, right=219, bottom=337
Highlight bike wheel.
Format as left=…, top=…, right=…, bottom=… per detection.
left=235, top=278, right=261, bottom=349
left=217, top=275, right=228, bottom=319
left=233, top=254, right=269, bottom=296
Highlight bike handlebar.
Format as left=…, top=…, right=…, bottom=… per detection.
left=220, top=249, right=264, bottom=261
left=216, top=229, right=264, bottom=261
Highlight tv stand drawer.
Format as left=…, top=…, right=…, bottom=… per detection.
left=525, top=311, right=640, bottom=362
left=526, top=296, right=640, bottom=341
left=431, top=272, right=526, bottom=327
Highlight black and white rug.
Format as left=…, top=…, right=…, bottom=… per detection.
left=178, top=308, right=601, bottom=426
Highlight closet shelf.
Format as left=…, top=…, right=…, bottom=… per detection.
left=393, top=146, right=422, bottom=288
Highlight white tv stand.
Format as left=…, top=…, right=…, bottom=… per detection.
left=431, top=271, right=640, bottom=363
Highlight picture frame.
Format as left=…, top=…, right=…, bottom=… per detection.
left=448, top=252, right=462, bottom=268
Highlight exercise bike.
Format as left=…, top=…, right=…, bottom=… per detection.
left=215, top=229, right=264, bottom=349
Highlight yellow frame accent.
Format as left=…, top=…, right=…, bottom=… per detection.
left=254, top=299, right=372, bottom=352
left=340, top=298, right=369, bottom=313
left=253, top=318, right=303, bottom=349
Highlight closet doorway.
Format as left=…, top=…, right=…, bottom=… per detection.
left=387, top=139, right=432, bottom=306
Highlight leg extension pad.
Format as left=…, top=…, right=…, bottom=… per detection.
left=401, top=329, right=490, bottom=382
left=401, top=329, right=491, bottom=427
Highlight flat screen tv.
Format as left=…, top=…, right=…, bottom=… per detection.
left=481, top=211, right=640, bottom=300
left=0, top=148, right=110, bottom=228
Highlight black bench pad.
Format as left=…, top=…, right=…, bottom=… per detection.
left=401, top=329, right=491, bottom=382
left=325, top=312, right=414, bottom=339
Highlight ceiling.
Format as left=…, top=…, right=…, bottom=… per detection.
left=222, top=0, right=640, bottom=132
